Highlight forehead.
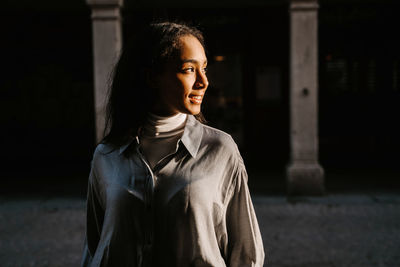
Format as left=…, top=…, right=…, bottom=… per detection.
left=177, top=35, right=206, bottom=61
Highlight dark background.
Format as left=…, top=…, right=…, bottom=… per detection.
left=1, top=0, right=399, bottom=197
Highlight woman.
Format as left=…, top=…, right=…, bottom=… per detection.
left=81, top=22, right=264, bottom=267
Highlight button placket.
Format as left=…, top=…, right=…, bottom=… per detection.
left=135, top=147, right=155, bottom=266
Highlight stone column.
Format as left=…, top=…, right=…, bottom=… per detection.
left=287, top=0, right=325, bottom=195
left=86, top=0, right=123, bottom=142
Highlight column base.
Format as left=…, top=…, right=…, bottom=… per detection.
left=286, top=163, right=325, bottom=195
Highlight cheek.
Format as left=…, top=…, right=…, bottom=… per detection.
left=179, top=78, right=194, bottom=95
left=160, top=75, right=193, bottom=100
left=161, top=80, right=186, bottom=106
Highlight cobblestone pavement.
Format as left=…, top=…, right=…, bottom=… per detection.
left=0, top=193, right=399, bottom=267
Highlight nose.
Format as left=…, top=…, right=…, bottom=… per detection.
left=194, top=71, right=209, bottom=89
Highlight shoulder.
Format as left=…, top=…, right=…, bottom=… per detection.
left=89, top=142, right=131, bottom=190
left=199, top=123, right=242, bottom=160
left=93, top=142, right=117, bottom=157
left=199, top=123, right=248, bottom=195
left=201, top=123, right=235, bottom=146
left=91, top=142, right=121, bottom=170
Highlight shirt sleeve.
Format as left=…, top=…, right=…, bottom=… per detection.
left=81, top=165, right=105, bottom=267
left=225, top=160, right=265, bottom=267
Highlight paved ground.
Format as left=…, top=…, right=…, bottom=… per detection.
left=0, top=193, right=400, bottom=267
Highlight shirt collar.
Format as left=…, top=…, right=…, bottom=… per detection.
left=118, top=115, right=203, bottom=158
left=118, top=137, right=136, bottom=155
left=180, top=115, right=203, bottom=158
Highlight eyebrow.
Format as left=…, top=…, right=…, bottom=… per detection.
left=181, top=59, right=208, bottom=65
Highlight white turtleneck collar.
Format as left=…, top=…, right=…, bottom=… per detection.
left=139, top=113, right=188, bottom=169
left=141, top=112, right=187, bottom=138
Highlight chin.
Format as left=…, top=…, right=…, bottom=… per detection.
left=182, top=105, right=201, bottom=115
left=188, top=108, right=201, bottom=115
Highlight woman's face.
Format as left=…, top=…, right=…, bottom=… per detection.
left=152, top=35, right=208, bottom=116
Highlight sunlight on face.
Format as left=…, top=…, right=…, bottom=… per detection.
left=152, top=35, right=209, bottom=116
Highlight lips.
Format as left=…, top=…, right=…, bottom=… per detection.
left=189, top=94, right=203, bottom=104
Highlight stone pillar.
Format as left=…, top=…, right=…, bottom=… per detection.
left=287, top=0, right=325, bottom=195
left=86, top=0, right=123, bottom=142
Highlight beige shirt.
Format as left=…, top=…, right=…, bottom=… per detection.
left=81, top=115, right=265, bottom=267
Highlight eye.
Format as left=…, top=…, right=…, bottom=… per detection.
left=202, top=67, right=208, bottom=73
left=182, top=67, right=195, bottom=73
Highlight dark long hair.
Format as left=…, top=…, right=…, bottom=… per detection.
left=102, top=22, right=206, bottom=148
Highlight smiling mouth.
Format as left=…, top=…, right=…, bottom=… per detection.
left=189, top=94, right=203, bottom=104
